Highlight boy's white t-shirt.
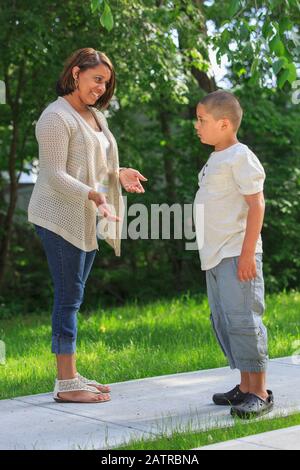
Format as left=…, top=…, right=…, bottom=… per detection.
left=194, top=142, right=266, bottom=271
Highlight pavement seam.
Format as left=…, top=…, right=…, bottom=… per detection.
left=235, top=438, right=282, bottom=450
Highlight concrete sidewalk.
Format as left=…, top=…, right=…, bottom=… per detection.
left=197, top=425, right=300, bottom=450
left=0, top=356, right=299, bottom=450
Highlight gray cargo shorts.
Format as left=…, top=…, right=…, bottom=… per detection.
left=206, top=253, right=268, bottom=373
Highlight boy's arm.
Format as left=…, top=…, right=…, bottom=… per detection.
left=238, top=191, right=265, bottom=282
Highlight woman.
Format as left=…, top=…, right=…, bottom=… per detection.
left=28, top=48, right=147, bottom=404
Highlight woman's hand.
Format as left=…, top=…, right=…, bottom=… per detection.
left=88, top=190, right=121, bottom=221
left=119, top=168, right=148, bottom=193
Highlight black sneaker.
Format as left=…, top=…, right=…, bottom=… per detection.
left=212, top=385, right=249, bottom=406
left=230, top=390, right=274, bottom=420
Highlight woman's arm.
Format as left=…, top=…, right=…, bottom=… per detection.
left=36, top=112, right=93, bottom=200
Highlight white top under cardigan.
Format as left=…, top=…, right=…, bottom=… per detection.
left=28, top=96, right=124, bottom=255
left=94, top=131, right=110, bottom=194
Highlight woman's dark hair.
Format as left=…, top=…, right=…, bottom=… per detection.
left=56, top=48, right=116, bottom=110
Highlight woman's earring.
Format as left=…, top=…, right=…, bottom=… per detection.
left=74, top=77, right=79, bottom=89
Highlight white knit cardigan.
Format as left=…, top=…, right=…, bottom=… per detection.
left=28, top=96, right=124, bottom=255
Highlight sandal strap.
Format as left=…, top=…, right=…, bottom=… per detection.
left=54, top=377, right=102, bottom=397
left=76, top=373, right=102, bottom=386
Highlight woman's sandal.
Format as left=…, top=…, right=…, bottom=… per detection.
left=53, top=377, right=111, bottom=403
left=75, top=372, right=111, bottom=393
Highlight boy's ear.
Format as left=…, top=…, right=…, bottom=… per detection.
left=220, top=117, right=230, bottom=130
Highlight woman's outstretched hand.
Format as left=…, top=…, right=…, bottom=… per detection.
left=119, top=168, right=148, bottom=193
left=88, top=190, right=121, bottom=221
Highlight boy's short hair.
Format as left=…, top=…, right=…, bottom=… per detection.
left=198, top=90, right=243, bottom=131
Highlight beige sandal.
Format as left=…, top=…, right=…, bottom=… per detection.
left=53, top=377, right=111, bottom=403
left=75, top=372, right=111, bottom=393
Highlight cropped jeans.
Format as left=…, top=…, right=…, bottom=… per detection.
left=34, top=224, right=97, bottom=354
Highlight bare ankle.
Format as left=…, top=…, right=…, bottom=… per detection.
left=239, top=384, right=249, bottom=394
left=57, top=374, right=76, bottom=380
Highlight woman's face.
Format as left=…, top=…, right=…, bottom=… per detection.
left=72, top=63, right=112, bottom=105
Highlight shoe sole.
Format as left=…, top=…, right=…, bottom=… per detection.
left=230, top=402, right=274, bottom=420
left=54, top=397, right=111, bottom=404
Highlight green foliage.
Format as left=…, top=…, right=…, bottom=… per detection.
left=206, top=0, right=299, bottom=88
left=0, top=0, right=299, bottom=309
left=236, top=85, right=300, bottom=291
left=91, top=0, right=114, bottom=32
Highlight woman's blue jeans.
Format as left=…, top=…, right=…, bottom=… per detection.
left=34, top=224, right=97, bottom=354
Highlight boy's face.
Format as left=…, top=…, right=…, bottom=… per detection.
left=194, top=104, right=229, bottom=146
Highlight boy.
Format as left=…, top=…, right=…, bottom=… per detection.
left=193, top=90, right=274, bottom=419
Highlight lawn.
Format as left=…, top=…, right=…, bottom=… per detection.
left=117, top=411, right=300, bottom=450
left=0, top=290, right=299, bottom=401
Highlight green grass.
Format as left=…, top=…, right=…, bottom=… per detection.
left=116, top=411, right=300, bottom=450
left=0, top=290, right=299, bottom=401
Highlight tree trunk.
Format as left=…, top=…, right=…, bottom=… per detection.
left=0, top=61, right=24, bottom=289
left=177, top=0, right=217, bottom=171
left=0, top=123, right=19, bottom=289
left=158, top=105, right=184, bottom=284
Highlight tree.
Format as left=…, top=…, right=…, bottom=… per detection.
left=0, top=0, right=299, bottom=298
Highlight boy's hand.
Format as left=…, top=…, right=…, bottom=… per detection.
left=237, top=253, right=257, bottom=282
